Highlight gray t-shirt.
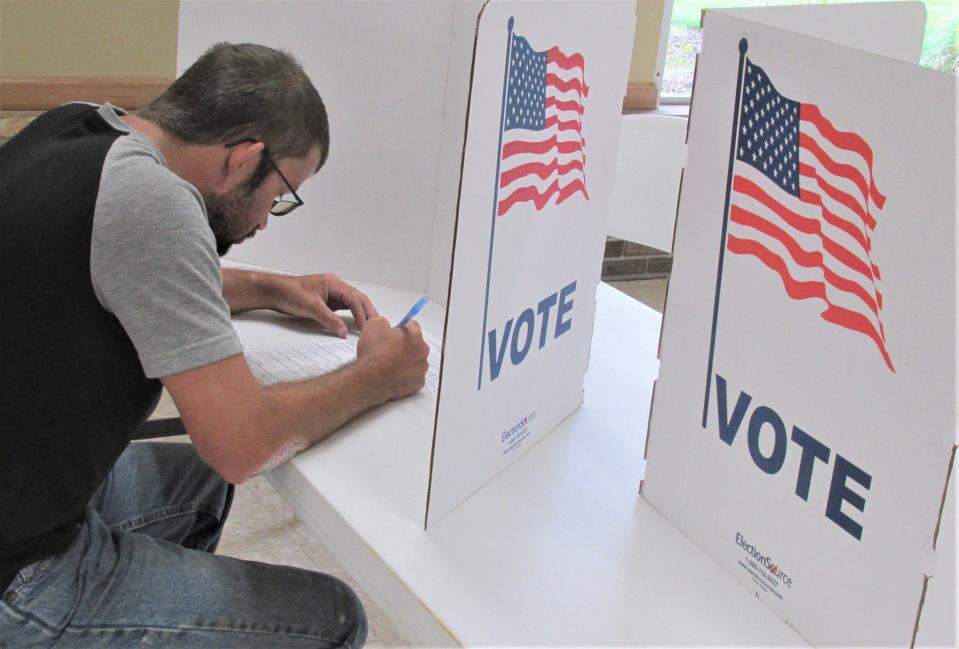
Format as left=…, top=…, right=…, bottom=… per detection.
left=90, top=104, right=243, bottom=378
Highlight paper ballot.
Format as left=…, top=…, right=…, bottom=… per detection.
left=246, top=334, right=442, bottom=396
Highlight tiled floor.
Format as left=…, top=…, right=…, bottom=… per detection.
left=149, top=278, right=667, bottom=647
left=219, top=476, right=408, bottom=647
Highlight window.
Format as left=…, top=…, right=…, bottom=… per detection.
left=661, top=0, right=959, bottom=102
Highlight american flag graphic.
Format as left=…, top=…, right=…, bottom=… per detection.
left=497, top=31, right=589, bottom=216
left=727, top=58, right=894, bottom=371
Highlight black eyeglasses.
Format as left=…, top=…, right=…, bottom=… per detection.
left=225, top=138, right=304, bottom=216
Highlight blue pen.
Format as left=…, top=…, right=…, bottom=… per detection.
left=396, top=295, right=429, bottom=328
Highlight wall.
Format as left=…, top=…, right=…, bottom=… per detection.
left=0, top=0, right=179, bottom=78
left=1, top=1, right=662, bottom=84
left=629, top=0, right=667, bottom=86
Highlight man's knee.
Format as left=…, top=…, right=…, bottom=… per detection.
left=311, top=572, right=368, bottom=648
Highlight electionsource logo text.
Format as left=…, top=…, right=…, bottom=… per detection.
left=500, top=410, right=536, bottom=455
left=736, top=532, right=793, bottom=588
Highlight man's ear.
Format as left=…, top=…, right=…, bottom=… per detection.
left=221, top=140, right=265, bottom=192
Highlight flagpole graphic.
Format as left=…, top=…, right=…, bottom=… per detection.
left=702, top=38, right=749, bottom=428
left=477, top=17, right=516, bottom=392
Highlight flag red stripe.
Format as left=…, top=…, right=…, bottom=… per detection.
left=727, top=235, right=894, bottom=371
left=730, top=205, right=881, bottom=316
left=502, top=134, right=583, bottom=160
left=735, top=175, right=876, bottom=281
left=820, top=234, right=876, bottom=284
left=800, top=103, right=886, bottom=209
left=821, top=306, right=895, bottom=371
left=544, top=115, right=582, bottom=134
left=798, top=188, right=871, bottom=254
left=727, top=234, right=826, bottom=301
left=731, top=204, right=820, bottom=268
left=497, top=178, right=589, bottom=216
left=799, top=132, right=872, bottom=206
left=546, top=73, right=587, bottom=96
left=799, top=162, right=877, bottom=231
left=824, top=267, right=882, bottom=320
left=500, top=158, right=584, bottom=189
left=547, top=47, right=585, bottom=72
left=546, top=97, right=584, bottom=115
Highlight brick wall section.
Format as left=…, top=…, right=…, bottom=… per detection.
left=602, top=237, right=672, bottom=281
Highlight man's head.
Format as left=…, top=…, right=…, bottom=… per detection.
left=139, top=43, right=329, bottom=254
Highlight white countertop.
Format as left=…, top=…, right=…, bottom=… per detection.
left=231, top=275, right=808, bottom=646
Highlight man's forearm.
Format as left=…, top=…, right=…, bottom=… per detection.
left=249, top=357, right=390, bottom=476
left=221, top=267, right=282, bottom=313
left=164, top=318, right=426, bottom=484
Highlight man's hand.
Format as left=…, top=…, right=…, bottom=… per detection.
left=221, top=268, right=378, bottom=337
left=356, top=317, right=431, bottom=401
left=270, top=273, right=378, bottom=337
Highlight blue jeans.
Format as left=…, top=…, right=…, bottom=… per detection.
left=0, top=442, right=367, bottom=648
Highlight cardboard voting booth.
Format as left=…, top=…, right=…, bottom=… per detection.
left=606, top=113, right=687, bottom=253
left=428, top=1, right=635, bottom=526
left=643, top=4, right=956, bottom=646
left=178, top=0, right=635, bottom=527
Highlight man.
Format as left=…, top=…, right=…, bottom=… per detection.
left=0, top=42, right=429, bottom=647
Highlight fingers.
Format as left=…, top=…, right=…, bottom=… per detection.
left=328, top=277, right=378, bottom=330
left=312, top=299, right=349, bottom=338
left=355, top=315, right=430, bottom=400
left=268, top=273, right=380, bottom=337
left=345, top=293, right=370, bottom=330
left=361, top=293, right=380, bottom=319
left=401, top=320, right=430, bottom=369
left=394, top=322, right=429, bottom=398
left=405, top=323, right=430, bottom=358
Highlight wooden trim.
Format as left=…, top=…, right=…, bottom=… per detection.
left=622, top=81, right=659, bottom=112
left=0, top=77, right=172, bottom=111
left=5, top=76, right=658, bottom=116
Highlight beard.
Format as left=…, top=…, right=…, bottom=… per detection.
left=203, top=185, right=259, bottom=257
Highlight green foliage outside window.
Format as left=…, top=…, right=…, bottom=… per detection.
left=664, top=0, right=958, bottom=98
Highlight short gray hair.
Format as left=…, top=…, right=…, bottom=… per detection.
left=140, top=43, right=330, bottom=174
